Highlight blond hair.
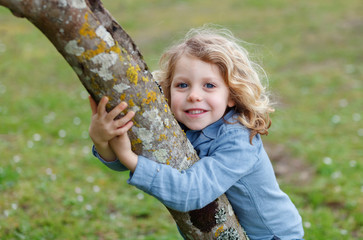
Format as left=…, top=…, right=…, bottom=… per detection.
left=154, top=26, right=274, bottom=143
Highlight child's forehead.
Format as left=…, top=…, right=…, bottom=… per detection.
left=172, top=55, right=224, bottom=81
left=175, top=53, right=212, bottom=67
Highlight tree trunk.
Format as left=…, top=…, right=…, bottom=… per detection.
left=0, top=0, right=248, bottom=239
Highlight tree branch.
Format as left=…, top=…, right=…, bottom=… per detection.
left=0, top=0, right=248, bottom=239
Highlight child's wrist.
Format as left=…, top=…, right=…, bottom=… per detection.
left=94, top=142, right=109, bottom=153
left=94, top=142, right=117, bottom=162
left=117, top=151, right=138, bottom=172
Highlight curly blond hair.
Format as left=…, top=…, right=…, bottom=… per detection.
left=153, top=26, right=274, bottom=143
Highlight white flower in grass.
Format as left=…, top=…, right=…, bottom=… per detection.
left=349, top=160, right=356, bottom=167
left=3, top=210, right=10, bottom=217
left=93, top=185, right=100, bottom=193
left=82, top=146, right=90, bottom=155
left=358, top=129, right=363, bottom=137
left=33, top=133, right=41, bottom=141
left=43, top=112, right=56, bottom=124
left=11, top=203, right=17, bottom=210
left=85, top=204, right=93, bottom=211
left=331, top=171, right=342, bottom=179
left=86, top=176, right=94, bottom=183
left=352, top=113, right=361, bottom=122
left=75, top=187, right=82, bottom=194
left=80, top=90, right=88, bottom=99
left=73, top=117, right=81, bottom=125
left=77, top=195, right=84, bottom=202
left=58, top=129, right=66, bottom=138
left=13, top=155, right=21, bottom=163
left=304, top=221, right=311, bottom=228
left=46, top=168, right=53, bottom=175
left=81, top=131, right=89, bottom=139
left=323, top=157, right=332, bottom=165
left=137, top=193, right=144, bottom=200
left=27, top=140, right=34, bottom=148
left=338, top=99, right=348, bottom=108
left=50, top=174, right=57, bottom=181
left=46, top=168, right=56, bottom=180
left=331, top=115, right=341, bottom=124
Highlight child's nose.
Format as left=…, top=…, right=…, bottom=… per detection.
left=187, top=89, right=202, bottom=102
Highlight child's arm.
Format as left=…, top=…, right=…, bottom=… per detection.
left=109, top=128, right=138, bottom=172
left=88, top=96, right=135, bottom=162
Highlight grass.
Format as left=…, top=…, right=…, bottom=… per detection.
left=0, top=0, right=362, bottom=239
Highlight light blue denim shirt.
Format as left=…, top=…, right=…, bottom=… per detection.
left=93, top=110, right=304, bottom=240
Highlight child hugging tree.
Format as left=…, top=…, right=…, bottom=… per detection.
left=88, top=26, right=304, bottom=240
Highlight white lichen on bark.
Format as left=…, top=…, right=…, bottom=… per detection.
left=90, top=51, right=118, bottom=81
left=65, top=40, right=84, bottom=56
left=113, top=82, right=130, bottom=93
left=69, top=0, right=86, bottom=9
left=95, top=25, right=115, bottom=47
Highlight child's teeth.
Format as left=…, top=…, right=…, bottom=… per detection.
left=189, top=110, right=203, bottom=114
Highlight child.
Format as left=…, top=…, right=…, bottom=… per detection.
left=89, top=27, right=304, bottom=240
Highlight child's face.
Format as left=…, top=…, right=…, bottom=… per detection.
left=170, top=54, right=235, bottom=130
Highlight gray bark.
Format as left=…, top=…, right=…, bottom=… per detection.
left=0, top=0, right=248, bottom=239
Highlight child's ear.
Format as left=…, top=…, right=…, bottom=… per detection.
left=227, top=98, right=235, bottom=107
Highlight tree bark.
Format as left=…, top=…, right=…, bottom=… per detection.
left=0, top=0, right=248, bottom=239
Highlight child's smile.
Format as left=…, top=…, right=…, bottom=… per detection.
left=170, top=54, right=235, bottom=130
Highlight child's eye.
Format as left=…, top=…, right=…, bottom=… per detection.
left=177, top=83, right=188, bottom=88
left=205, top=83, right=215, bottom=88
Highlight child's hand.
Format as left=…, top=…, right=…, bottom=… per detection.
left=89, top=96, right=135, bottom=161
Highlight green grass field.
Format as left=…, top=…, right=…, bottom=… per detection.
left=0, top=0, right=362, bottom=239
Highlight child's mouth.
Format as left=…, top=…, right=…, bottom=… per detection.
left=186, top=109, right=206, bottom=115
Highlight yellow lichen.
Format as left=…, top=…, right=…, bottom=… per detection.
left=142, top=76, right=149, bottom=82
left=132, top=138, right=142, bottom=145
left=142, top=90, right=157, bottom=105
left=79, top=13, right=123, bottom=61
left=128, top=99, right=135, bottom=107
left=127, top=64, right=140, bottom=86
left=215, top=226, right=224, bottom=237
left=120, top=93, right=126, bottom=101
left=79, top=13, right=97, bottom=39
left=158, top=134, right=167, bottom=141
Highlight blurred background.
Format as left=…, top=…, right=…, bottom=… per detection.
left=0, top=0, right=362, bottom=239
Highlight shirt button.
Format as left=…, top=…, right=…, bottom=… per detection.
left=157, top=168, right=160, bottom=172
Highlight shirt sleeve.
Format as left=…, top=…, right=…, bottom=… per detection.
left=92, top=145, right=128, bottom=172
left=128, top=128, right=259, bottom=212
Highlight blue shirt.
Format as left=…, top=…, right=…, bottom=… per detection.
left=93, top=110, right=304, bottom=240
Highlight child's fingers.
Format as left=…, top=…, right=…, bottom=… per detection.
left=107, top=102, right=128, bottom=121
left=115, top=120, right=134, bottom=135
left=88, top=96, right=98, bottom=115
left=114, top=111, right=135, bottom=129
left=97, top=96, right=108, bottom=115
